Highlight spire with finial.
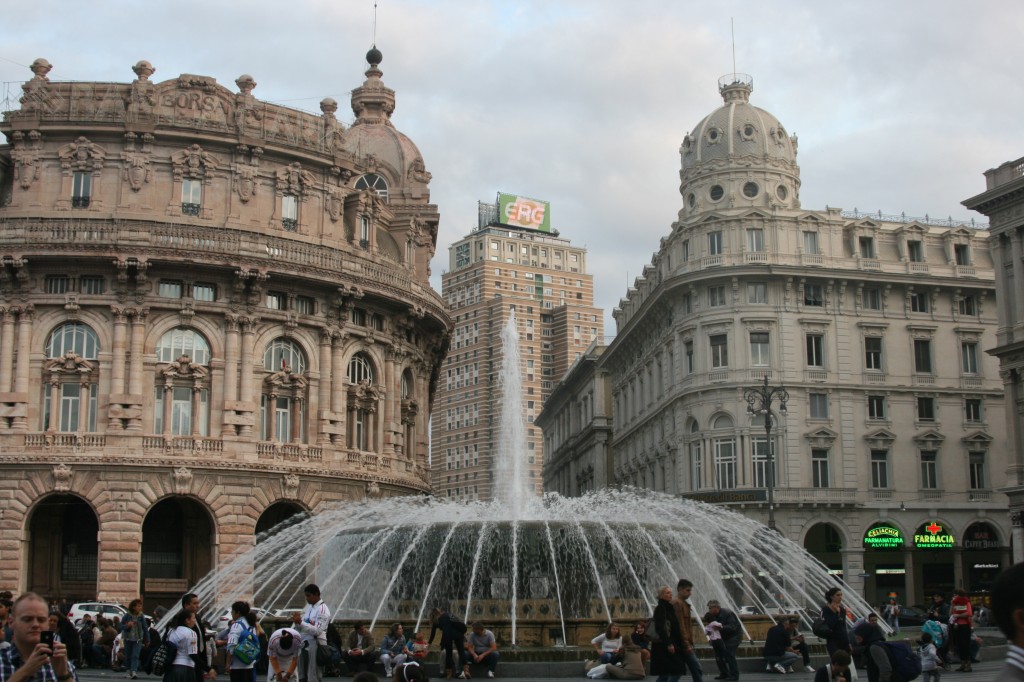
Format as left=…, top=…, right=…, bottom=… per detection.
left=350, top=45, right=396, bottom=126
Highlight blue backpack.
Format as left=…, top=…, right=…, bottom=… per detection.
left=232, top=622, right=261, bottom=666
left=876, top=641, right=922, bottom=682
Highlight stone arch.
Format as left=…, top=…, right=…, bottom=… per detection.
left=139, top=495, right=217, bottom=607
left=801, top=520, right=846, bottom=575
left=32, top=308, right=113, bottom=357
left=25, top=492, right=100, bottom=600
left=709, top=412, right=735, bottom=430
left=145, top=313, right=225, bottom=361
left=255, top=500, right=308, bottom=538
left=253, top=326, right=319, bottom=374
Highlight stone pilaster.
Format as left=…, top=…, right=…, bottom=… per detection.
left=11, top=305, right=34, bottom=429
left=237, top=316, right=257, bottom=437
left=125, top=308, right=147, bottom=431
left=0, top=307, right=15, bottom=392
left=221, top=314, right=241, bottom=437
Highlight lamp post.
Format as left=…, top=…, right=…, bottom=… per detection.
left=744, top=375, right=789, bottom=531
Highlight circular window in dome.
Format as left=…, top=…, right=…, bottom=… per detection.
left=706, top=127, right=723, bottom=145
left=687, top=193, right=696, bottom=209
left=743, top=182, right=759, bottom=198
left=741, top=124, right=756, bottom=140
left=709, top=185, right=724, bottom=201
left=776, top=185, right=788, bottom=201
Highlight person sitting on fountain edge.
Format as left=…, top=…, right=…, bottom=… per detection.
left=465, top=623, right=499, bottom=679
left=342, top=623, right=376, bottom=675
left=763, top=617, right=801, bottom=674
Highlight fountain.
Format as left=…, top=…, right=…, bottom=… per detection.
left=170, top=312, right=875, bottom=646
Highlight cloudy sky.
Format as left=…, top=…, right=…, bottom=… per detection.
left=2, top=1, right=1021, bottom=333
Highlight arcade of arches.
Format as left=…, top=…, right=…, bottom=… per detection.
left=803, top=519, right=1014, bottom=607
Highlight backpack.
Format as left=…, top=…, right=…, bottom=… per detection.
left=147, top=634, right=176, bottom=676
left=232, top=622, right=262, bottom=666
left=811, top=617, right=833, bottom=639
left=876, top=641, right=922, bottom=682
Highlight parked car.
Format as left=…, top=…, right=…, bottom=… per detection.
left=214, top=606, right=271, bottom=630
left=896, top=605, right=929, bottom=627
left=738, top=605, right=760, bottom=616
left=67, top=602, right=127, bottom=626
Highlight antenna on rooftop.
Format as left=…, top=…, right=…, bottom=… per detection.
left=373, top=1, right=379, bottom=44
left=731, top=18, right=737, bottom=80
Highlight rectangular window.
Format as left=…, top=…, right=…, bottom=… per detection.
left=914, top=339, right=932, bottom=373
left=859, top=236, right=876, bottom=258
left=907, top=240, right=923, bottom=262
left=690, top=441, right=702, bottom=490
left=72, top=172, right=91, bottom=208
left=45, top=275, right=69, bottom=294
left=714, top=439, right=736, bottom=489
left=965, top=398, right=982, bottom=422
left=812, top=449, right=830, bottom=488
left=79, top=276, right=104, bottom=294
left=958, top=295, right=977, bottom=316
left=911, top=292, right=929, bottom=313
left=682, top=240, right=690, bottom=261
left=685, top=341, right=695, bottom=374
left=864, top=337, right=883, bottom=370
left=954, top=244, right=970, bottom=265
left=682, top=293, right=693, bottom=314
left=751, top=437, right=772, bottom=488
left=862, top=288, right=881, bottom=310
left=969, top=453, right=986, bottom=489
left=295, top=296, right=315, bottom=315
left=961, top=342, right=979, bottom=374
left=917, top=396, right=935, bottom=421
left=181, top=179, right=202, bottom=216
left=806, top=334, right=825, bottom=367
left=920, top=451, right=938, bottom=490
left=159, top=281, right=183, bottom=298
left=282, top=195, right=298, bottom=231
left=747, top=282, right=768, bottom=304
left=871, top=450, right=889, bottom=489
left=747, top=228, right=765, bottom=252
left=809, top=392, right=829, bottom=419
left=193, top=283, right=216, bottom=302
left=709, top=334, right=728, bottom=368
left=868, top=395, right=886, bottom=420
left=266, top=291, right=285, bottom=310
left=749, top=332, right=770, bottom=367
left=803, top=231, right=819, bottom=255
left=804, top=283, right=824, bottom=307
left=708, top=231, right=723, bottom=255
left=708, top=285, right=726, bottom=307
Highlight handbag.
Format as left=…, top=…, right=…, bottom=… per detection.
left=149, top=638, right=176, bottom=676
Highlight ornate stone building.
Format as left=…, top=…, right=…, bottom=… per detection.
left=963, top=156, right=1024, bottom=562
left=0, top=51, right=451, bottom=607
left=541, top=75, right=1012, bottom=606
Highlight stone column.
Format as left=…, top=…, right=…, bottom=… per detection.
left=291, top=397, right=303, bottom=443
left=265, top=392, right=276, bottom=442
left=221, top=315, right=240, bottom=437
left=317, top=329, right=332, bottom=444
left=1011, top=510, right=1024, bottom=564
left=332, top=336, right=347, bottom=444
left=383, top=351, right=396, bottom=455
left=904, top=550, right=917, bottom=606
left=1011, top=230, right=1024, bottom=329
left=46, top=379, right=60, bottom=432
left=126, top=309, right=147, bottom=431
left=12, top=306, right=34, bottom=429
left=110, top=307, right=128, bottom=395
left=191, top=385, right=202, bottom=437
left=238, top=317, right=256, bottom=437
left=0, top=307, right=15, bottom=393
left=162, top=385, right=173, bottom=438
left=952, top=548, right=965, bottom=589
left=79, top=380, right=91, bottom=432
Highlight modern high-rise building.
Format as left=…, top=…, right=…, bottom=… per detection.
left=540, top=75, right=1011, bottom=606
left=431, top=194, right=603, bottom=501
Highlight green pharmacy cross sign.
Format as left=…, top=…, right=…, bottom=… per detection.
left=914, top=521, right=955, bottom=549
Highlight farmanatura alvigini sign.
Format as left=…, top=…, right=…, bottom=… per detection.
left=498, top=192, right=551, bottom=232
left=914, top=521, right=955, bottom=549
left=863, top=523, right=904, bottom=549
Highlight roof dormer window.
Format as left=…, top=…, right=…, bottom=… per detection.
left=355, top=173, right=389, bottom=201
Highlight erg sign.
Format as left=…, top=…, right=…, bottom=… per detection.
left=498, top=192, right=551, bottom=232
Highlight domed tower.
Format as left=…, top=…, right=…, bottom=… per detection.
left=340, top=46, right=439, bottom=272
left=678, top=74, right=800, bottom=217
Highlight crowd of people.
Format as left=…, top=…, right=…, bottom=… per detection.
left=4, top=562, right=1024, bottom=682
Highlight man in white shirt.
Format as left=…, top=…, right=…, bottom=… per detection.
left=267, top=628, right=301, bottom=682
left=291, top=585, right=330, bottom=682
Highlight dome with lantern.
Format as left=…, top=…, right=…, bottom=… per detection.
left=678, top=74, right=801, bottom=215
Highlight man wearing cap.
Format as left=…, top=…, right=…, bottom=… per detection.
left=705, top=601, right=741, bottom=681
left=763, top=617, right=801, bottom=674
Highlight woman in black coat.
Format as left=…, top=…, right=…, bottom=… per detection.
left=651, top=586, right=686, bottom=682
left=820, top=587, right=852, bottom=657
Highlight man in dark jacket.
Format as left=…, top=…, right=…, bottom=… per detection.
left=763, top=618, right=800, bottom=673
left=853, top=623, right=891, bottom=682
left=705, top=600, right=742, bottom=681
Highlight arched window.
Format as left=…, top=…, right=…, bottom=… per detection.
left=355, top=173, right=389, bottom=201
left=43, top=323, right=99, bottom=432
left=154, top=328, right=212, bottom=438
left=261, top=339, right=308, bottom=443
left=347, top=352, right=379, bottom=451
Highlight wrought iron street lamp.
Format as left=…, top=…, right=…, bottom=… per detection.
left=744, top=375, right=789, bottom=531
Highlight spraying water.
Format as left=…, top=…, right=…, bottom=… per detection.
left=160, top=310, right=876, bottom=645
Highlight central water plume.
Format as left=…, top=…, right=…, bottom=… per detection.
left=166, top=307, right=876, bottom=647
